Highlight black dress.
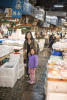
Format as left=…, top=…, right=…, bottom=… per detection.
left=25, top=43, right=30, bottom=75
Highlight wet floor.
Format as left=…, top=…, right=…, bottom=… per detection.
left=0, top=48, right=50, bottom=100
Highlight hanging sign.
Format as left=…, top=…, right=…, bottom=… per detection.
left=12, top=9, right=22, bottom=18
left=5, top=8, right=12, bottom=17
left=22, top=2, right=32, bottom=15
left=12, top=0, right=23, bottom=18
left=31, top=7, right=45, bottom=21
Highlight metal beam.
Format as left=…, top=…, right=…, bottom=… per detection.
left=46, top=11, right=66, bottom=17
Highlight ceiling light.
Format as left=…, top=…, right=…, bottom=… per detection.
left=54, top=5, right=64, bottom=8
left=46, top=15, right=57, bottom=19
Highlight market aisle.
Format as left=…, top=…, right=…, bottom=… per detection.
left=0, top=48, right=50, bottom=100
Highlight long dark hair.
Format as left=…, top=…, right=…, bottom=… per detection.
left=25, top=31, right=33, bottom=40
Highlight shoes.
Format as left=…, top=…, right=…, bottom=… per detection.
left=25, top=75, right=29, bottom=77
left=25, top=74, right=30, bottom=78
left=27, top=80, right=35, bottom=84
left=27, top=80, right=31, bottom=83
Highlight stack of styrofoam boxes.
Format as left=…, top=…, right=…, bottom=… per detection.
left=46, top=80, right=67, bottom=100
left=10, top=52, right=24, bottom=79
left=38, top=39, right=45, bottom=52
left=0, top=50, right=24, bottom=88
left=3, top=39, right=24, bottom=47
left=0, top=54, right=20, bottom=88
left=17, top=50, right=24, bottom=79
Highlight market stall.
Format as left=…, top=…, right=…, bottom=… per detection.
left=46, top=39, right=67, bottom=100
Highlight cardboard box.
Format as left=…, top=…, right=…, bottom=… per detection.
left=47, top=80, right=67, bottom=93
left=47, top=93, right=67, bottom=100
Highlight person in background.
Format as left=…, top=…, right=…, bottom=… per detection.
left=49, top=33, right=53, bottom=48
left=55, top=33, right=60, bottom=41
left=23, top=31, right=38, bottom=77
left=49, top=33, right=56, bottom=49
left=28, top=48, right=38, bottom=84
left=60, top=32, right=62, bottom=39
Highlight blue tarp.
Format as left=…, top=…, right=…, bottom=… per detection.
left=52, top=50, right=62, bottom=56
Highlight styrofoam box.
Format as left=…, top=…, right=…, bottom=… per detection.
left=9, top=54, right=20, bottom=63
left=17, top=67, right=24, bottom=79
left=0, top=54, right=20, bottom=87
left=0, top=63, right=18, bottom=77
left=19, top=54, right=24, bottom=69
left=47, top=93, right=67, bottom=100
left=0, top=53, right=24, bottom=87
left=10, top=53, right=24, bottom=68
left=0, top=62, right=18, bottom=88
left=10, top=53, right=24, bottom=79
left=47, top=80, right=67, bottom=93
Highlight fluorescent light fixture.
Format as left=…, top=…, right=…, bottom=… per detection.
left=46, top=15, right=57, bottom=19
left=54, top=5, right=64, bottom=8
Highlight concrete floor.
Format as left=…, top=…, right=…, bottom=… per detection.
left=0, top=48, right=50, bottom=100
